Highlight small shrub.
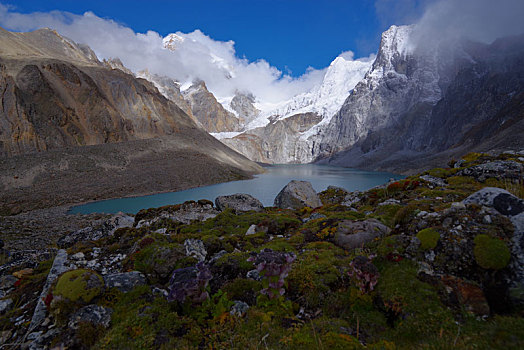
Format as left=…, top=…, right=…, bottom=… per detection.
left=474, top=234, right=511, bottom=270
left=416, top=228, right=440, bottom=250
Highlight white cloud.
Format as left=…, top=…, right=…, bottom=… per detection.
left=410, top=0, right=524, bottom=49
left=0, top=4, right=335, bottom=103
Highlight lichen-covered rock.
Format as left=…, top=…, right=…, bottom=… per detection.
left=167, top=262, right=212, bottom=304
left=53, top=269, right=104, bottom=303
left=58, top=213, right=134, bottom=248
left=103, top=271, right=146, bottom=293
left=0, top=275, right=18, bottom=290
left=0, top=298, right=13, bottom=314
left=274, top=180, right=322, bottom=209
left=215, top=193, right=264, bottom=213
left=334, top=219, right=390, bottom=250
left=68, top=304, right=113, bottom=329
left=230, top=300, right=249, bottom=317
left=420, top=175, right=447, bottom=187
left=30, top=249, right=69, bottom=329
left=248, top=249, right=296, bottom=299
left=457, top=161, right=524, bottom=182
left=184, top=239, right=207, bottom=262
left=136, top=201, right=219, bottom=227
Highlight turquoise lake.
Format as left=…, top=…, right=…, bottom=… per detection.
left=68, top=164, right=403, bottom=214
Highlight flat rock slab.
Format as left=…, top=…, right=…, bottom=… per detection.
left=274, top=180, right=322, bottom=209
left=215, top=193, right=264, bottom=213
left=68, top=305, right=113, bottom=330
left=334, top=219, right=390, bottom=250
left=104, top=271, right=146, bottom=293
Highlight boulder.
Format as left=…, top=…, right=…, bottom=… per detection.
left=215, top=193, right=264, bottom=213
left=103, top=271, right=146, bottom=293
left=274, top=180, right=322, bottom=209
left=334, top=219, right=390, bottom=250
left=420, top=175, right=447, bottom=187
left=457, top=161, right=524, bottom=182
left=58, top=212, right=134, bottom=248
left=230, top=300, right=249, bottom=317
left=68, top=305, right=112, bottom=329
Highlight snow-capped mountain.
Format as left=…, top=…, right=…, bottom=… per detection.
left=137, top=25, right=524, bottom=169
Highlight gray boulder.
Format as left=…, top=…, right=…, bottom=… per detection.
left=334, top=219, right=391, bottom=250
left=457, top=161, right=524, bottom=182
left=58, top=212, right=134, bottom=247
left=215, top=193, right=264, bottom=213
left=104, top=271, right=146, bottom=292
left=68, top=305, right=112, bottom=330
left=274, top=180, right=322, bottom=209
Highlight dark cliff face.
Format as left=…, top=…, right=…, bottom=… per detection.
left=322, top=34, right=524, bottom=173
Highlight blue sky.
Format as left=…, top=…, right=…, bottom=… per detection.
left=0, top=0, right=430, bottom=76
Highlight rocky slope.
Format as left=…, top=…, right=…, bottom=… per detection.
left=0, top=152, right=522, bottom=348
left=0, top=27, right=263, bottom=213
left=182, top=81, right=241, bottom=133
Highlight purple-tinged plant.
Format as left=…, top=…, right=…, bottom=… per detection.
left=248, top=249, right=296, bottom=299
left=348, top=255, right=379, bottom=293
left=167, top=262, right=212, bottom=304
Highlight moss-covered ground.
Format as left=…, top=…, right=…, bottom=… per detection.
left=1, top=152, right=523, bottom=349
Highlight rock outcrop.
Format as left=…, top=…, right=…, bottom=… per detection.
left=274, top=180, right=322, bottom=209
left=215, top=193, right=264, bottom=213
left=183, top=81, right=241, bottom=133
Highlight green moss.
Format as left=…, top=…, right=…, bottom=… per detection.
left=287, top=242, right=346, bottom=309
left=53, top=269, right=103, bottom=303
left=259, top=239, right=296, bottom=252
left=474, top=234, right=511, bottom=270
left=375, top=235, right=406, bottom=258
left=426, top=167, right=459, bottom=179
left=377, top=260, right=455, bottom=344
left=393, top=204, right=418, bottom=226
left=222, top=278, right=262, bottom=304
left=416, top=228, right=440, bottom=250
left=372, top=204, right=403, bottom=228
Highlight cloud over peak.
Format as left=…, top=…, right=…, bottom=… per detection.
left=0, top=4, right=332, bottom=103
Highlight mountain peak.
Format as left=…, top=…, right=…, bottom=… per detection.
left=163, top=33, right=185, bottom=50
